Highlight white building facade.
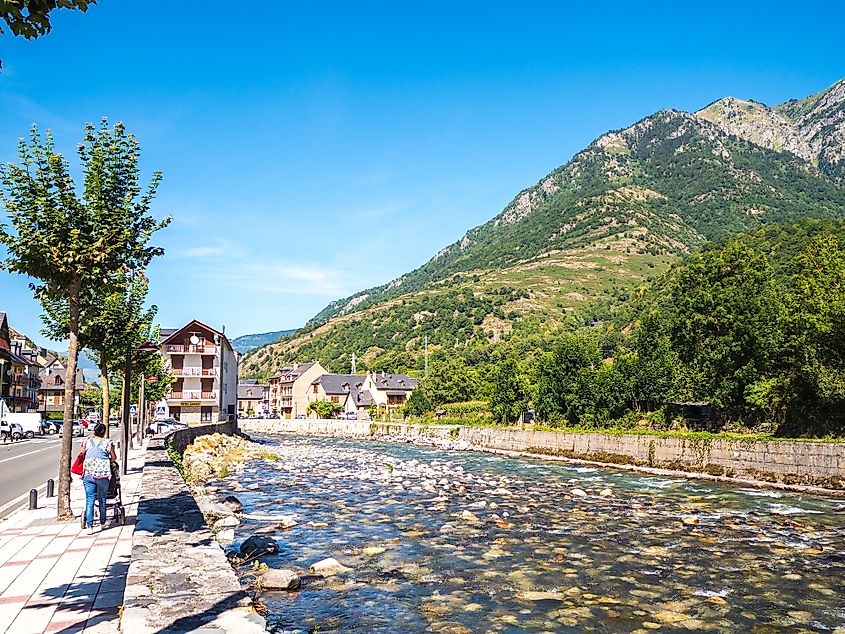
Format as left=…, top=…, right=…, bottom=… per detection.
left=158, top=320, right=238, bottom=426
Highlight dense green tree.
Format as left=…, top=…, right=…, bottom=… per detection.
left=630, top=311, right=675, bottom=409
left=488, top=355, right=530, bottom=425
left=420, top=353, right=478, bottom=406
left=780, top=235, right=845, bottom=432
left=405, top=388, right=432, bottom=416
left=0, top=121, right=169, bottom=520
left=308, top=400, right=343, bottom=419
left=535, top=333, right=597, bottom=424
left=41, top=268, right=157, bottom=424
left=666, top=239, right=784, bottom=416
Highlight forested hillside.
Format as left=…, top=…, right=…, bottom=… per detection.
left=243, top=79, right=845, bottom=381
left=400, top=219, right=845, bottom=436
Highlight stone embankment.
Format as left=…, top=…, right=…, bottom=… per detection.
left=240, top=419, right=845, bottom=495
left=123, top=423, right=266, bottom=633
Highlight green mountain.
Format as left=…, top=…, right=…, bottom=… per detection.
left=232, top=329, right=295, bottom=354
left=242, top=79, right=845, bottom=378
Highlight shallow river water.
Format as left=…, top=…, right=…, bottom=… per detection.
left=218, top=435, right=845, bottom=633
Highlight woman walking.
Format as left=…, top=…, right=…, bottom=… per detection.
left=82, top=423, right=117, bottom=534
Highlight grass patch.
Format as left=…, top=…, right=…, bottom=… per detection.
left=166, top=438, right=185, bottom=478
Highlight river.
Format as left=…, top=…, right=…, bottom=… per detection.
left=212, top=434, right=845, bottom=633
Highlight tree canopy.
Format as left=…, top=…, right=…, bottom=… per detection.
left=0, top=119, right=169, bottom=519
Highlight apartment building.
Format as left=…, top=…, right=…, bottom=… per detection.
left=159, top=320, right=238, bottom=425
left=7, top=340, right=42, bottom=412
left=0, top=313, right=10, bottom=404
left=268, top=361, right=326, bottom=418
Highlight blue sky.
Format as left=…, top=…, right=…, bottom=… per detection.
left=1, top=1, right=844, bottom=349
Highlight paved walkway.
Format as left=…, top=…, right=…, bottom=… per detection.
left=0, top=443, right=146, bottom=634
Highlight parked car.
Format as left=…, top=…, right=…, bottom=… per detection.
left=109, top=417, right=120, bottom=427
left=294, top=414, right=307, bottom=419
left=59, top=420, right=84, bottom=437
left=0, top=421, right=24, bottom=442
left=148, top=418, right=187, bottom=435
left=41, top=419, right=61, bottom=434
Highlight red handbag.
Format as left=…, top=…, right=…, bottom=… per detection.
left=71, top=448, right=85, bottom=475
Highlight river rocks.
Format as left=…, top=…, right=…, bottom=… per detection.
left=221, top=433, right=845, bottom=632
left=261, top=569, right=301, bottom=591
left=222, top=495, right=244, bottom=513
left=518, top=591, right=565, bottom=601
left=682, top=515, right=700, bottom=526
left=309, top=557, right=351, bottom=576
left=182, top=433, right=277, bottom=483
left=214, top=515, right=240, bottom=530
left=216, top=528, right=235, bottom=543
left=240, top=535, right=279, bottom=559
left=570, top=488, right=588, bottom=497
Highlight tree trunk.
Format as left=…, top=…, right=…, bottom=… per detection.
left=100, top=352, right=110, bottom=424
left=57, top=278, right=81, bottom=521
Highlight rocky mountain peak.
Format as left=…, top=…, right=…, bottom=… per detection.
left=696, top=96, right=815, bottom=162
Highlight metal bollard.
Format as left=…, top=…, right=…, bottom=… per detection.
left=29, top=489, right=38, bottom=510
left=46, top=479, right=55, bottom=498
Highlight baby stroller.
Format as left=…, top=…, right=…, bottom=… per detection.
left=80, top=460, right=127, bottom=527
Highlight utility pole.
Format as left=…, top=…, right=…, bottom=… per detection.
left=424, top=335, right=429, bottom=377
left=351, top=352, right=356, bottom=374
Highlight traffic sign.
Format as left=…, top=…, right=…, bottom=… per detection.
left=155, top=404, right=166, bottom=416
left=129, top=404, right=138, bottom=415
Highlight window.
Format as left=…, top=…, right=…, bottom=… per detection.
left=313, top=384, right=318, bottom=394
left=201, top=407, right=212, bottom=422
left=331, top=396, right=339, bottom=403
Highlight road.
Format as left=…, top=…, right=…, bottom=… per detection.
left=0, top=428, right=121, bottom=519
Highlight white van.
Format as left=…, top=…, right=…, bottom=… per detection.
left=0, top=401, right=43, bottom=439
left=4, top=413, right=44, bottom=439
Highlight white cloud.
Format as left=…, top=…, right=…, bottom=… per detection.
left=233, top=262, right=354, bottom=297
left=178, top=245, right=228, bottom=259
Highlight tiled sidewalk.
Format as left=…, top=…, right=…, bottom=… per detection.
left=0, top=443, right=146, bottom=634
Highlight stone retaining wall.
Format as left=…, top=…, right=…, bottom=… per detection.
left=167, top=420, right=239, bottom=455
left=123, top=423, right=265, bottom=633
left=240, top=419, right=845, bottom=492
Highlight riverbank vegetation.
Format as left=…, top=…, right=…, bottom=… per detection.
left=403, top=220, right=845, bottom=438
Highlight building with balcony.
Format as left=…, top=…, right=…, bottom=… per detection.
left=267, top=361, right=326, bottom=419
left=6, top=340, right=42, bottom=412
left=159, top=320, right=238, bottom=425
left=38, top=356, right=84, bottom=415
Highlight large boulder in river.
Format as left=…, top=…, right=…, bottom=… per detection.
left=240, top=535, right=279, bottom=559
left=223, top=495, right=244, bottom=513
left=309, top=557, right=351, bottom=577
left=262, top=569, right=301, bottom=591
